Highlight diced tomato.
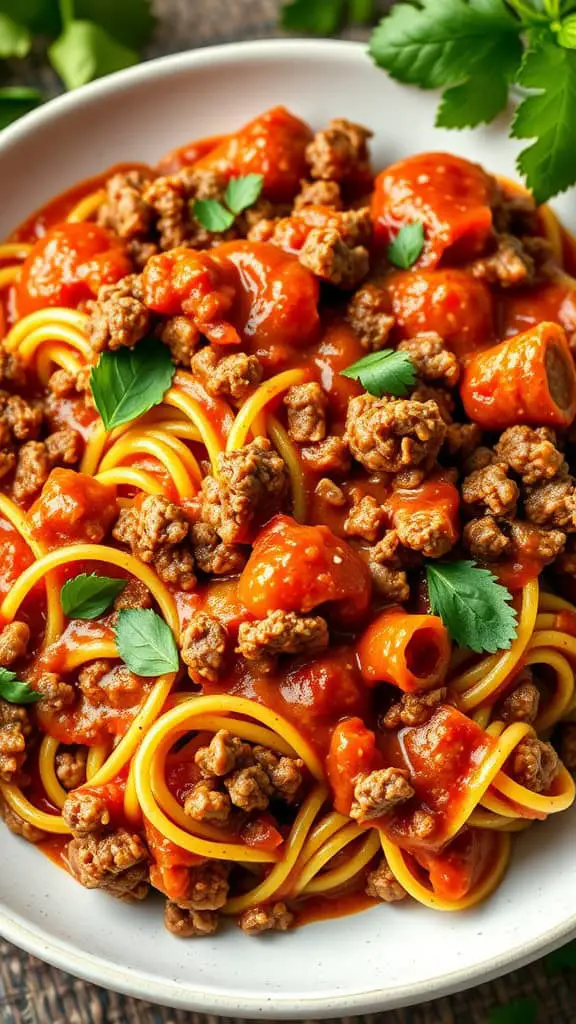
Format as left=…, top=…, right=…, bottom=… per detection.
left=413, top=829, right=491, bottom=901
left=326, top=717, right=380, bottom=815
left=0, top=517, right=34, bottom=599
left=240, top=814, right=284, bottom=851
left=28, top=468, right=117, bottom=547
left=145, top=820, right=205, bottom=900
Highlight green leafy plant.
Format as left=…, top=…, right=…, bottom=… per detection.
left=115, top=608, right=180, bottom=676
left=341, top=349, right=416, bottom=396
left=89, top=335, right=175, bottom=431
left=387, top=221, right=425, bottom=269
left=282, top=0, right=376, bottom=35
left=0, top=667, right=41, bottom=704
left=61, top=572, right=127, bottom=619
left=194, top=174, right=265, bottom=232
left=0, top=0, right=154, bottom=128
left=426, top=560, right=518, bottom=653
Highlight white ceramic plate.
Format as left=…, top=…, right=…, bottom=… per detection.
left=0, top=38, right=575, bottom=1018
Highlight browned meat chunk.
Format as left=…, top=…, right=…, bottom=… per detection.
left=344, top=494, right=386, bottom=542
left=195, top=729, right=253, bottom=778
left=495, top=425, right=565, bottom=485
left=284, top=382, right=327, bottom=443
left=113, top=579, right=152, bottom=611
left=62, top=790, right=111, bottom=836
left=301, top=435, right=351, bottom=474
left=350, top=767, right=415, bottom=822
left=45, top=428, right=82, bottom=467
left=252, top=746, right=304, bottom=801
left=0, top=793, right=46, bottom=843
left=496, top=670, right=540, bottom=724
left=524, top=476, right=576, bottom=531
left=509, top=520, right=566, bottom=562
left=365, top=858, right=407, bottom=902
left=0, top=621, right=29, bottom=666
left=190, top=521, right=246, bottom=576
left=463, top=516, right=511, bottom=562
left=511, top=737, right=560, bottom=793
left=87, top=275, right=151, bottom=353
left=345, top=394, right=446, bottom=475
left=238, top=901, right=295, bottom=935
left=12, top=441, right=50, bottom=502
left=192, top=347, right=263, bottom=404
left=237, top=610, right=329, bottom=669
left=395, top=508, right=457, bottom=559
left=294, top=179, right=342, bottom=210
left=224, top=765, right=273, bottom=812
left=1, top=394, right=42, bottom=442
left=55, top=748, right=87, bottom=791
left=492, top=189, right=538, bottom=236
left=383, top=688, right=446, bottom=729
left=0, top=698, right=31, bottom=782
left=470, top=234, right=534, bottom=288
left=0, top=349, right=25, bottom=388
left=181, top=611, right=228, bottom=684
left=299, top=226, right=369, bottom=289
left=306, top=118, right=372, bottom=182
left=463, top=445, right=495, bottom=474
left=77, top=660, right=113, bottom=705
left=560, top=723, right=576, bottom=770
left=461, top=462, right=519, bottom=517
left=164, top=901, right=219, bottom=937
left=98, top=169, right=155, bottom=239
left=33, top=671, right=75, bottom=711
left=67, top=829, right=149, bottom=900
left=398, top=333, right=460, bottom=388
left=113, top=495, right=196, bottom=590
left=153, top=545, right=197, bottom=591
left=158, top=316, right=199, bottom=367
left=368, top=563, right=410, bottom=603
left=177, top=861, right=230, bottom=911
left=314, top=477, right=346, bottom=506
left=346, top=282, right=395, bottom=351
left=201, top=438, right=287, bottom=545
left=144, top=167, right=230, bottom=250
left=444, top=422, right=483, bottom=460
left=184, top=780, right=231, bottom=825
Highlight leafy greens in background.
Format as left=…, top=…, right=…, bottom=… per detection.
left=0, top=0, right=154, bottom=125
left=282, top=0, right=576, bottom=203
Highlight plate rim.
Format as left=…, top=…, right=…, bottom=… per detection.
left=0, top=34, right=575, bottom=1017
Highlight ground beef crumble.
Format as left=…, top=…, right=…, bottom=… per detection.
left=164, top=901, right=219, bottom=937
left=350, top=767, right=415, bottom=822
left=0, top=698, right=31, bottom=782
left=237, top=609, right=329, bottom=671
left=284, top=381, right=327, bottom=442
left=181, top=611, right=228, bottom=684
left=365, top=858, right=407, bottom=902
left=238, top=902, right=295, bottom=935
left=201, top=438, right=288, bottom=545
left=345, top=395, right=446, bottom=476
left=305, top=118, right=373, bottom=183
left=67, top=829, right=149, bottom=901
left=346, top=282, right=395, bottom=351
left=511, top=738, right=560, bottom=793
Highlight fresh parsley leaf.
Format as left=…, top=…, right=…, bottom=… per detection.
left=0, top=14, right=32, bottom=59
left=488, top=998, right=537, bottom=1024
left=0, top=667, right=41, bottom=705
left=90, top=335, right=175, bottom=431
left=387, top=221, right=425, bottom=269
left=557, top=14, right=576, bottom=47
left=436, top=72, right=510, bottom=128
left=61, top=573, right=127, bottom=620
left=225, top=174, right=264, bottom=215
left=512, top=36, right=576, bottom=203
left=193, top=199, right=235, bottom=233
left=545, top=939, right=576, bottom=974
left=0, top=87, right=42, bottom=130
left=115, top=609, right=179, bottom=677
left=341, top=349, right=416, bottom=397
left=49, top=19, right=139, bottom=91
left=75, top=0, right=155, bottom=50
left=426, top=560, right=518, bottom=653
left=281, top=0, right=346, bottom=35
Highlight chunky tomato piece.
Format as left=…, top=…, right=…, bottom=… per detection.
left=238, top=514, right=372, bottom=623
left=357, top=610, right=451, bottom=693
left=413, top=829, right=492, bottom=901
left=0, top=517, right=34, bottom=599
left=142, top=241, right=320, bottom=366
left=145, top=820, right=205, bottom=900
left=240, top=814, right=284, bottom=851
left=16, top=222, right=131, bottom=317
left=382, top=268, right=494, bottom=358
left=192, top=106, right=312, bottom=202
left=372, top=152, right=495, bottom=268
left=28, top=468, right=117, bottom=547
left=499, top=279, right=576, bottom=339
left=326, top=717, right=380, bottom=815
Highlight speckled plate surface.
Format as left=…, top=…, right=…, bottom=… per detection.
left=0, top=38, right=575, bottom=1018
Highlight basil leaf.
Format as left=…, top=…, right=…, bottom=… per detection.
left=115, top=609, right=179, bottom=676
left=0, top=668, right=41, bottom=705
left=387, top=221, right=425, bottom=269
left=61, top=573, right=127, bottom=620
left=426, top=560, right=517, bottom=653
left=341, top=349, right=416, bottom=397
left=49, top=19, right=139, bottom=91
left=193, top=199, right=235, bottom=232
left=89, top=335, right=175, bottom=431
left=0, top=14, right=32, bottom=59
left=225, top=174, right=264, bottom=215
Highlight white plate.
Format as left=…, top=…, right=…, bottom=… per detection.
left=0, top=38, right=575, bottom=1018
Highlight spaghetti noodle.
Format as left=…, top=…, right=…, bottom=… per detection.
left=0, top=108, right=574, bottom=939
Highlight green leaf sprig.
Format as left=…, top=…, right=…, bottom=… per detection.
left=426, top=560, right=518, bottom=654
left=194, top=174, right=264, bottom=232
left=341, top=349, right=416, bottom=397
left=281, top=0, right=376, bottom=35
left=387, top=221, right=425, bottom=269
left=114, top=608, right=179, bottom=676
left=89, top=335, right=175, bottom=431
left=368, top=0, right=576, bottom=203
left=61, top=573, right=127, bottom=619
left=0, top=667, right=41, bottom=705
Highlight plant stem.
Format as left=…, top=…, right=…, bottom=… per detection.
left=506, top=0, right=551, bottom=22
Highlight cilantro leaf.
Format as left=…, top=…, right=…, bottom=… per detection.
left=49, top=19, right=139, bottom=91
left=488, top=998, right=537, bottom=1024
left=0, top=14, right=32, bottom=59
left=426, top=560, right=517, bottom=653
left=0, top=87, right=42, bottom=130
left=387, top=221, right=425, bottom=269
left=341, top=349, right=416, bottom=397
left=369, top=0, right=523, bottom=91
left=90, top=336, right=175, bottom=431
left=512, top=36, right=576, bottom=203
left=75, top=0, right=155, bottom=50
left=61, top=573, right=127, bottom=620
left=281, top=0, right=346, bottom=35
left=0, top=668, right=41, bottom=705
left=115, top=609, right=179, bottom=676
left=545, top=939, right=576, bottom=974
left=193, top=199, right=235, bottom=232
left=436, top=72, right=510, bottom=128
left=225, top=174, right=264, bottom=215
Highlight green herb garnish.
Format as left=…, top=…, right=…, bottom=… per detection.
left=0, top=668, right=41, bottom=705
left=89, top=336, right=175, bottom=431
left=426, top=560, right=518, bottom=654
left=341, top=349, right=416, bottom=397
left=61, top=573, right=127, bottom=620
left=193, top=174, right=264, bottom=233
left=387, top=221, right=425, bottom=269
left=115, top=609, right=179, bottom=677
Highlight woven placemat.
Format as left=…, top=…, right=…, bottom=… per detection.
left=1, top=1, right=575, bottom=1021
